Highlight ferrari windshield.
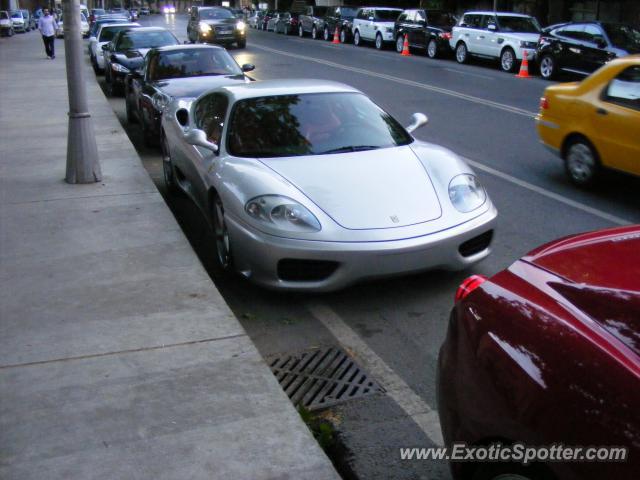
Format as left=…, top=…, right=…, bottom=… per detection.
left=227, top=92, right=413, bottom=158
left=151, top=49, right=242, bottom=80
left=603, top=23, right=640, bottom=51
left=497, top=15, right=541, bottom=33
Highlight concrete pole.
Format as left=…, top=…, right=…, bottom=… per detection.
left=63, top=0, right=102, bottom=183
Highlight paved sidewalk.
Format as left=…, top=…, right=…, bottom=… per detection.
left=0, top=33, right=339, bottom=480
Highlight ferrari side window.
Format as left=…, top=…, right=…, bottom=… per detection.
left=604, top=66, right=640, bottom=111
left=195, top=94, right=229, bottom=146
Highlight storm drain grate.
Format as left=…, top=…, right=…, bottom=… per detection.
left=268, top=346, right=385, bottom=411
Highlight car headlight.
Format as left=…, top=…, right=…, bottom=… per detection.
left=152, top=92, right=172, bottom=112
left=245, top=195, right=321, bottom=233
left=448, top=174, right=486, bottom=213
left=199, top=21, right=211, bottom=33
left=236, top=21, right=245, bottom=31
left=111, top=63, right=130, bottom=73
left=519, top=40, right=537, bottom=49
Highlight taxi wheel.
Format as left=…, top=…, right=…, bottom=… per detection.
left=564, top=137, right=600, bottom=187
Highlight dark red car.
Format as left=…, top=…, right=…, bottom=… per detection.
left=438, top=225, right=640, bottom=480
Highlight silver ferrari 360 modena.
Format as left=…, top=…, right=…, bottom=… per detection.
left=160, top=79, right=497, bottom=291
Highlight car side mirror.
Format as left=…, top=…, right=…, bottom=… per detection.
left=487, top=23, right=497, bottom=31
left=368, top=16, right=374, bottom=21
left=406, top=113, right=428, bottom=133
left=241, top=63, right=255, bottom=72
left=101, top=43, right=109, bottom=51
left=185, top=129, right=219, bottom=153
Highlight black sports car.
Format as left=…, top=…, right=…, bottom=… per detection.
left=125, top=44, right=255, bottom=146
left=537, top=21, right=640, bottom=80
left=104, top=27, right=179, bottom=96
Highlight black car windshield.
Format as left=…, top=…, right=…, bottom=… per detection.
left=497, top=15, right=541, bottom=33
left=428, top=11, right=456, bottom=27
left=227, top=92, right=413, bottom=158
left=200, top=8, right=234, bottom=20
left=11, top=11, right=22, bottom=18
left=375, top=9, right=401, bottom=21
left=0, top=12, right=8, bottom=19
left=603, top=24, right=640, bottom=51
left=117, top=30, right=177, bottom=50
left=100, top=25, right=136, bottom=41
left=152, top=49, right=242, bottom=80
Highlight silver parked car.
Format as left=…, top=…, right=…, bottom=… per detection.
left=160, top=80, right=497, bottom=291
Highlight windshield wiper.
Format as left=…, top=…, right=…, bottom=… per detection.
left=319, top=145, right=381, bottom=154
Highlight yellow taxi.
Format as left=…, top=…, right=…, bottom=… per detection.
left=536, top=55, right=640, bottom=186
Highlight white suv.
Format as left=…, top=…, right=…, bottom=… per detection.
left=352, top=7, right=402, bottom=50
left=450, top=11, right=541, bottom=72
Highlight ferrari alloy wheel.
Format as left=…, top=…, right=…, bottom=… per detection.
left=212, top=195, right=232, bottom=270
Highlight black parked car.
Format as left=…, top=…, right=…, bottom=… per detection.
left=394, top=8, right=456, bottom=58
left=537, top=22, right=640, bottom=80
left=322, top=5, right=358, bottom=43
left=187, top=6, right=246, bottom=48
left=104, top=27, right=179, bottom=96
left=125, top=44, right=254, bottom=146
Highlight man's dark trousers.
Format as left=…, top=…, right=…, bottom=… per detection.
left=42, top=35, right=55, bottom=58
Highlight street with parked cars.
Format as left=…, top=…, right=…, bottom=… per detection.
left=5, top=4, right=638, bottom=480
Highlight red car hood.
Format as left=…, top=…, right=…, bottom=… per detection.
left=523, top=225, right=640, bottom=357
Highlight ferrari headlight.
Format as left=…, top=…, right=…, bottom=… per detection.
left=245, top=195, right=321, bottom=233
left=448, top=174, right=486, bottom=213
left=111, top=63, right=130, bottom=73
left=152, top=92, right=172, bottom=112
left=199, top=21, right=211, bottom=33
left=236, top=21, right=245, bottom=31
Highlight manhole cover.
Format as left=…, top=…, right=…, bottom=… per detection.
left=268, top=346, right=384, bottom=411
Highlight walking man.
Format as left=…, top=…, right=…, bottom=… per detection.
left=38, top=8, right=57, bottom=59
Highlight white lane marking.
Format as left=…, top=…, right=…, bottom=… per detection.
left=444, top=67, right=493, bottom=80
left=252, top=44, right=536, bottom=118
left=307, top=303, right=444, bottom=446
left=463, top=157, right=632, bottom=226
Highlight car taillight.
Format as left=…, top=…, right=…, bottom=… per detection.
left=455, top=275, right=488, bottom=302
left=539, top=97, right=549, bottom=110
left=439, top=32, right=452, bottom=40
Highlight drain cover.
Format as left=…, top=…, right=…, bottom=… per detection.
left=268, top=346, right=384, bottom=411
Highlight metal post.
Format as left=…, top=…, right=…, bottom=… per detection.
left=63, top=0, right=102, bottom=184
left=493, top=0, right=498, bottom=12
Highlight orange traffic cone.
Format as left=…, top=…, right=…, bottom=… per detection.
left=401, top=34, right=411, bottom=56
left=332, top=26, right=340, bottom=44
left=516, top=49, right=531, bottom=78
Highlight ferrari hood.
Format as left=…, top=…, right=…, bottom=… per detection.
left=524, top=225, right=640, bottom=291
left=155, top=75, right=248, bottom=98
left=260, top=146, right=442, bottom=230
left=525, top=226, right=640, bottom=358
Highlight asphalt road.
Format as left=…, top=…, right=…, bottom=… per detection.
left=100, top=13, right=640, bottom=480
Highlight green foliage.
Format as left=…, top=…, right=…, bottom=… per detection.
left=298, top=405, right=336, bottom=451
